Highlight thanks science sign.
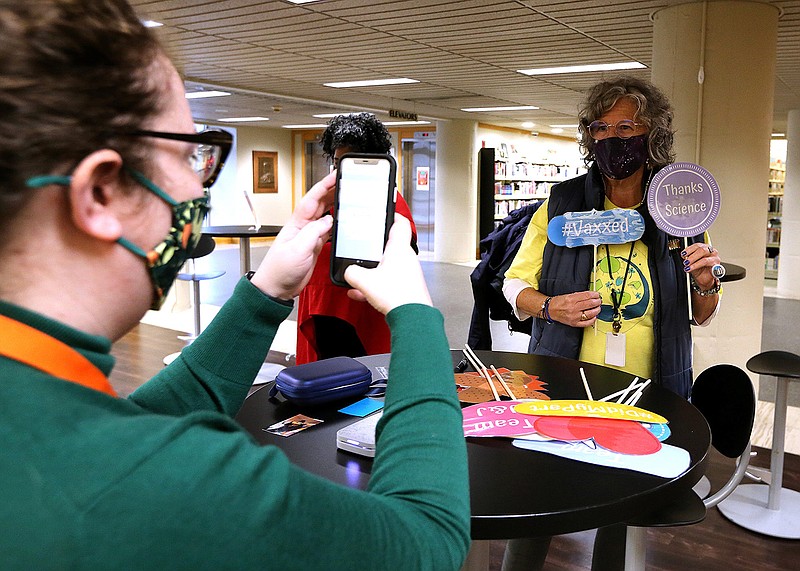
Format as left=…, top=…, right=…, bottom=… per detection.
left=647, top=162, right=720, bottom=237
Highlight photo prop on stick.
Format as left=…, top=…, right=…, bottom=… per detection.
left=548, top=209, right=645, bottom=248
left=647, top=162, right=720, bottom=237
left=514, top=399, right=668, bottom=425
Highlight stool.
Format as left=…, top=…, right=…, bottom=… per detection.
left=716, top=350, right=800, bottom=539
left=163, top=234, right=224, bottom=366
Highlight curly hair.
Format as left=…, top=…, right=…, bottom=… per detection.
left=0, top=0, right=165, bottom=228
left=320, top=113, right=392, bottom=157
left=577, top=76, right=675, bottom=169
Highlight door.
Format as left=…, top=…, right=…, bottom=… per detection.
left=401, top=139, right=436, bottom=254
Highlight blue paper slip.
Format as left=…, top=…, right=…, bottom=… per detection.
left=548, top=208, right=644, bottom=247
left=339, top=398, right=384, bottom=417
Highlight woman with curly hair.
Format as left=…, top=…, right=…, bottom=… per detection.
left=296, top=113, right=418, bottom=363
left=500, top=77, right=722, bottom=570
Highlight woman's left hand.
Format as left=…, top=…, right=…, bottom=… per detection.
left=681, top=242, right=722, bottom=291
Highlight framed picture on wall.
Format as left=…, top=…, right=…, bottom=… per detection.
left=253, top=150, right=278, bottom=194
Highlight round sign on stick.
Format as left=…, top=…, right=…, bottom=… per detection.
left=647, top=162, right=720, bottom=237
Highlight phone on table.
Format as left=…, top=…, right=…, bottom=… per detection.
left=330, top=153, right=397, bottom=287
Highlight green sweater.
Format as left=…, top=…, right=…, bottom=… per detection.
left=0, top=279, right=470, bottom=570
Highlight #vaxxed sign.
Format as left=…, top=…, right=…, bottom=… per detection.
left=647, top=162, right=720, bottom=237
left=548, top=208, right=645, bottom=247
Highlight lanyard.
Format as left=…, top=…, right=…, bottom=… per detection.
left=0, top=313, right=117, bottom=397
left=604, top=242, right=636, bottom=334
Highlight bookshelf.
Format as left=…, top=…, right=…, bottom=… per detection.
left=766, top=160, right=785, bottom=279
left=477, top=146, right=583, bottom=239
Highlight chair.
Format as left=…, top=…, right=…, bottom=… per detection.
left=716, top=350, right=800, bottom=539
left=176, top=234, right=225, bottom=341
left=163, top=234, right=224, bottom=365
left=623, top=364, right=756, bottom=569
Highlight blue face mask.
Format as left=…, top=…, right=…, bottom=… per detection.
left=26, top=169, right=209, bottom=310
left=594, top=134, right=649, bottom=180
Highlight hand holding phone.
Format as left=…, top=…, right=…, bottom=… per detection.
left=343, top=215, right=432, bottom=315
left=330, top=153, right=396, bottom=287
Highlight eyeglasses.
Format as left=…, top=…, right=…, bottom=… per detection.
left=587, top=120, right=644, bottom=140
left=114, top=129, right=233, bottom=188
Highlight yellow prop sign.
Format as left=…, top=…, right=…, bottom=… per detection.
left=513, top=399, right=668, bottom=425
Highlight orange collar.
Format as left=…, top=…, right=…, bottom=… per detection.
left=0, top=313, right=117, bottom=397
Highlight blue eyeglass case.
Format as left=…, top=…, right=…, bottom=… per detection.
left=269, top=356, right=373, bottom=406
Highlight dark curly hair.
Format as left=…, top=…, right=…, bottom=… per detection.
left=577, top=76, right=675, bottom=169
left=0, top=0, right=165, bottom=229
left=320, top=113, right=392, bottom=158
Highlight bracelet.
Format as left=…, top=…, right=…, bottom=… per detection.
left=690, top=275, right=721, bottom=297
left=540, top=296, right=554, bottom=324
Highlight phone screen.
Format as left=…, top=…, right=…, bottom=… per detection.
left=330, top=154, right=396, bottom=286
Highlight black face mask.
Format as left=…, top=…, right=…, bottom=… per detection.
left=594, top=134, right=649, bottom=180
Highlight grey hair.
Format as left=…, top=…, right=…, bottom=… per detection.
left=577, top=76, right=675, bottom=169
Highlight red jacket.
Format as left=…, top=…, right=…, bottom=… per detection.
left=296, top=194, right=417, bottom=364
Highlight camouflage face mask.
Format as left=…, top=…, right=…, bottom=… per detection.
left=26, top=168, right=210, bottom=310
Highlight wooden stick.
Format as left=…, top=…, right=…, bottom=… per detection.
left=614, top=376, right=641, bottom=404
left=624, top=378, right=652, bottom=406
left=579, top=367, right=594, bottom=400
left=685, top=237, right=693, bottom=322
left=490, top=365, right=517, bottom=400
left=597, top=378, right=641, bottom=402
left=463, top=345, right=500, bottom=401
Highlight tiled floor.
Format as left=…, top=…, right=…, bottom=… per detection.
left=143, top=242, right=800, bottom=454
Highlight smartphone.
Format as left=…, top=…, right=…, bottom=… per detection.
left=330, top=153, right=397, bottom=287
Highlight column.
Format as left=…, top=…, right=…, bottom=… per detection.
left=434, top=119, right=478, bottom=262
left=777, top=110, right=800, bottom=298
left=651, top=1, right=780, bottom=379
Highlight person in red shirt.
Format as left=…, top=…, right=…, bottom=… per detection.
left=296, top=113, right=418, bottom=363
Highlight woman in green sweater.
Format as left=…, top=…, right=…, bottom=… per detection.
left=0, top=1, right=470, bottom=569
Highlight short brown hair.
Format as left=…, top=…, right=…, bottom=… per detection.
left=0, top=0, right=165, bottom=226
left=577, top=76, right=675, bottom=169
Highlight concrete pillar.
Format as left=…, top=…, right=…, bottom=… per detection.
left=434, top=119, right=478, bottom=262
left=651, top=1, right=780, bottom=380
left=777, top=110, right=800, bottom=299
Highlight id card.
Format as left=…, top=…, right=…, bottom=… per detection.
left=605, top=332, right=626, bottom=367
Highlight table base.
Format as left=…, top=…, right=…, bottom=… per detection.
left=717, top=483, right=800, bottom=539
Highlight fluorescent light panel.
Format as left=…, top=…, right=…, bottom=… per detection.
left=384, top=121, right=431, bottom=126
left=550, top=124, right=578, bottom=128
left=142, top=20, right=163, bottom=28
left=324, top=78, right=418, bottom=88
left=218, top=117, right=270, bottom=123
left=185, top=90, right=230, bottom=99
left=517, top=62, right=646, bottom=76
left=461, top=106, right=539, bottom=112
left=286, top=0, right=323, bottom=3
left=282, top=124, right=328, bottom=129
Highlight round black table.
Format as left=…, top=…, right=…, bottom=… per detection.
left=720, top=262, right=746, bottom=283
left=235, top=351, right=710, bottom=540
left=202, top=225, right=282, bottom=274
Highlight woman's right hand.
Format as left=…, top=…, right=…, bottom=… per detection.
left=548, top=291, right=602, bottom=328
left=344, top=215, right=432, bottom=315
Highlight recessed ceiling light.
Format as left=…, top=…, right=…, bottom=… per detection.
left=461, top=106, right=539, bottom=112
left=141, top=20, right=163, bottom=28
left=517, top=62, right=646, bottom=76
left=282, top=124, right=328, bottom=129
left=521, top=122, right=536, bottom=128
left=772, top=133, right=786, bottom=137
left=550, top=128, right=564, bottom=134
left=218, top=117, right=270, bottom=123
left=324, top=78, right=419, bottom=88
left=313, top=113, right=363, bottom=118
left=383, top=121, right=431, bottom=126
left=185, top=90, right=230, bottom=100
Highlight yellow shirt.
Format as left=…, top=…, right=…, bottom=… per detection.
left=505, top=197, right=655, bottom=378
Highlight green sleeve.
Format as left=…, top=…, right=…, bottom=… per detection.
left=129, top=277, right=292, bottom=416
left=84, top=303, right=471, bottom=571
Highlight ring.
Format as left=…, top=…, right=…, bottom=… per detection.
left=712, top=264, right=726, bottom=279
left=707, top=246, right=714, bottom=254
left=580, top=311, right=588, bottom=321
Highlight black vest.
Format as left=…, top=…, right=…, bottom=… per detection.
left=529, top=164, right=700, bottom=398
